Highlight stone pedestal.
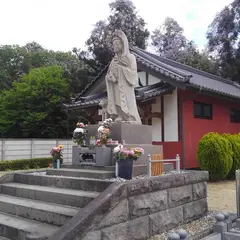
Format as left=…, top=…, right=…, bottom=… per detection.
left=87, top=122, right=152, bottom=144
left=88, top=122, right=162, bottom=167
left=72, top=146, right=112, bottom=167
left=72, top=123, right=163, bottom=176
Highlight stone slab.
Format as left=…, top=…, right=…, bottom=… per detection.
left=87, top=123, right=153, bottom=144
left=192, top=182, right=207, bottom=200
left=79, top=231, right=102, bottom=240
left=0, top=211, right=58, bottom=240
left=101, top=216, right=149, bottom=240
left=0, top=182, right=98, bottom=208
left=46, top=168, right=115, bottom=179
left=168, top=185, right=192, bottom=208
left=14, top=173, right=112, bottom=192
left=0, top=194, right=79, bottom=226
left=149, top=206, right=183, bottom=235
left=224, top=232, right=240, bottom=240
left=129, top=190, right=167, bottom=219
left=98, top=199, right=128, bottom=228
left=183, top=199, right=208, bottom=221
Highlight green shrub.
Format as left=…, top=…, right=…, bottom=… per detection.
left=222, top=134, right=240, bottom=179
left=197, top=132, right=233, bottom=181
left=0, top=158, right=52, bottom=171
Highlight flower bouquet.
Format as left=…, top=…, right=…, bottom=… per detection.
left=113, top=144, right=144, bottom=180
left=96, top=118, right=112, bottom=146
left=73, top=122, right=88, bottom=147
left=50, top=145, right=63, bottom=168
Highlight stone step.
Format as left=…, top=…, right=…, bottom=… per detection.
left=46, top=168, right=115, bottom=179
left=0, top=237, right=10, bottom=240
left=61, top=163, right=115, bottom=171
left=14, top=173, right=113, bottom=192
left=0, top=183, right=99, bottom=208
left=0, top=212, right=58, bottom=240
left=0, top=194, right=80, bottom=226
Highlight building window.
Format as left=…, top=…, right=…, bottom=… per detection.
left=230, top=109, right=240, bottom=123
left=193, top=102, right=212, bottom=119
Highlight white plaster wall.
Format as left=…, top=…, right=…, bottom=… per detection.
left=138, top=71, right=146, bottom=86
left=98, top=109, right=103, bottom=121
left=151, top=97, right=162, bottom=141
left=163, top=89, right=179, bottom=141
left=0, top=139, right=73, bottom=162
left=149, top=74, right=160, bottom=85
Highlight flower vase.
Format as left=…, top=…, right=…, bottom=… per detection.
left=118, top=158, right=133, bottom=180
left=53, top=159, right=60, bottom=169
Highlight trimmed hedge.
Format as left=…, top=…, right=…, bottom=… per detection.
left=222, top=134, right=240, bottom=179
left=0, top=158, right=52, bottom=171
left=197, top=132, right=233, bottom=181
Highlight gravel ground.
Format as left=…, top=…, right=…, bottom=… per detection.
left=149, top=211, right=217, bottom=240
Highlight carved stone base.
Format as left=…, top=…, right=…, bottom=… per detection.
left=87, top=122, right=152, bottom=144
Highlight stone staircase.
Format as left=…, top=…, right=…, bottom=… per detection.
left=0, top=168, right=114, bottom=240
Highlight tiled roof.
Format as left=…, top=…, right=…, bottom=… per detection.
left=133, top=47, right=240, bottom=99
left=64, top=82, right=173, bottom=109
left=72, top=46, right=240, bottom=101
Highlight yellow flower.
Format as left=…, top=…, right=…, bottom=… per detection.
left=58, top=145, right=63, bottom=149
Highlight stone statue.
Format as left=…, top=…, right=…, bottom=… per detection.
left=99, top=99, right=109, bottom=120
left=105, top=30, right=141, bottom=124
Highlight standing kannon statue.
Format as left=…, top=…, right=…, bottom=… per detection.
left=105, top=30, right=142, bottom=124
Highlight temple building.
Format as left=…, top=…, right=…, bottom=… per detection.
left=64, top=47, right=240, bottom=169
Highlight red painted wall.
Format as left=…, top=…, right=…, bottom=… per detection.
left=153, top=141, right=182, bottom=168
left=179, top=90, right=240, bottom=168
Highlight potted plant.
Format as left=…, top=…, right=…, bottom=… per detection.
left=72, top=122, right=88, bottom=147
left=50, top=145, right=64, bottom=168
left=113, top=145, right=144, bottom=180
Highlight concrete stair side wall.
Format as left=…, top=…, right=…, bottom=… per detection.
left=49, top=171, right=209, bottom=240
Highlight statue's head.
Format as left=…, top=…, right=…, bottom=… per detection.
left=112, top=30, right=129, bottom=55
left=113, top=37, right=123, bottom=54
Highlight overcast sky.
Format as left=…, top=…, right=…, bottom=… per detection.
left=0, top=0, right=233, bottom=52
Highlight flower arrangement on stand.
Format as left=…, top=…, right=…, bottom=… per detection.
left=113, top=144, right=144, bottom=180
left=96, top=118, right=113, bottom=147
left=73, top=122, right=88, bottom=147
left=50, top=145, right=64, bottom=168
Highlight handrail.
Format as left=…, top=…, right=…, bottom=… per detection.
left=147, top=154, right=180, bottom=177
left=114, top=154, right=181, bottom=178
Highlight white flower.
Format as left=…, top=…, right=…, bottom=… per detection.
left=113, top=144, right=123, bottom=153
left=98, top=126, right=104, bottom=133
left=74, top=128, right=84, bottom=133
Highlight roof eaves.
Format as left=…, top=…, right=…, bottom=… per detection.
left=186, top=83, right=240, bottom=100
left=132, top=48, right=192, bottom=82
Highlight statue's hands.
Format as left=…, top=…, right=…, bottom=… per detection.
left=118, top=56, right=129, bottom=66
left=108, top=73, right=117, bottom=83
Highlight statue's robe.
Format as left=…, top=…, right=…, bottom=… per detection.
left=105, top=31, right=141, bottom=124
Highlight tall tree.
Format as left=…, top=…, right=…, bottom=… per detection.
left=151, top=17, right=218, bottom=74
left=207, top=0, right=240, bottom=81
left=84, top=0, right=150, bottom=68
left=0, top=66, right=71, bottom=138
left=151, top=17, right=187, bottom=60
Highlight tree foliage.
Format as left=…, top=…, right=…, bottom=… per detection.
left=0, top=66, right=71, bottom=138
left=197, top=132, right=233, bottom=181
left=222, top=133, right=240, bottom=179
left=83, top=0, right=150, bottom=68
left=207, top=0, right=240, bottom=81
left=152, top=17, right=218, bottom=74
left=0, top=42, right=94, bottom=94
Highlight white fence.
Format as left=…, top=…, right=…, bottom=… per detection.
left=0, top=139, right=73, bottom=163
